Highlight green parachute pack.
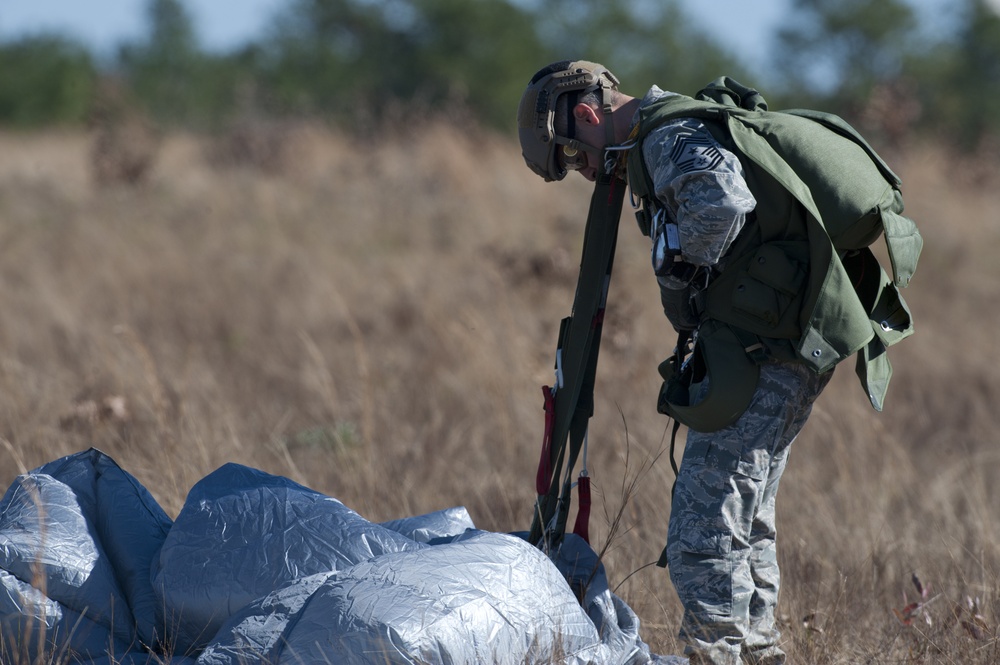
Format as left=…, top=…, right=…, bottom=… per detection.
left=626, top=77, right=923, bottom=432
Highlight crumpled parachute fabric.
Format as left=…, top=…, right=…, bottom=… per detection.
left=0, top=448, right=681, bottom=664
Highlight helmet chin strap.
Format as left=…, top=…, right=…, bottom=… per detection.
left=600, top=85, right=617, bottom=153
left=598, top=83, right=618, bottom=176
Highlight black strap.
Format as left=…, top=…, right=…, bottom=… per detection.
left=657, top=417, right=684, bottom=570
left=529, top=164, right=626, bottom=551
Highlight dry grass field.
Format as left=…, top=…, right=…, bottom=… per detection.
left=1, top=117, right=998, bottom=663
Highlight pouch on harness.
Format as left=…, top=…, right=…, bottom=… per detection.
left=627, top=77, right=923, bottom=433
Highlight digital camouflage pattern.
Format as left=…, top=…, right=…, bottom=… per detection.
left=665, top=361, right=832, bottom=665
left=636, top=88, right=756, bottom=295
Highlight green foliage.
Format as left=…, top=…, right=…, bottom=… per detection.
left=252, top=0, right=396, bottom=119
left=254, top=0, right=548, bottom=129
left=2, top=0, right=1000, bottom=146
left=404, top=0, right=552, bottom=128
left=117, top=0, right=199, bottom=123
left=115, top=0, right=745, bottom=132
left=0, top=34, right=96, bottom=127
left=531, top=0, right=748, bottom=99
left=117, top=0, right=259, bottom=128
left=910, top=0, right=1000, bottom=146
left=773, top=0, right=918, bottom=110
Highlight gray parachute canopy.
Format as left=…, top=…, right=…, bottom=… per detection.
left=0, top=448, right=682, bottom=664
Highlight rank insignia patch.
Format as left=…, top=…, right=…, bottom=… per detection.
left=668, top=135, right=725, bottom=173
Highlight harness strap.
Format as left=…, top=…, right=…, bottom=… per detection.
left=655, top=417, right=683, bottom=569
left=529, top=158, right=626, bottom=551
left=572, top=474, right=592, bottom=543
left=669, top=419, right=682, bottom=493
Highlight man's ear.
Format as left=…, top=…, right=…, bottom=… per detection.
left=573, top=102, right=602, bottom=126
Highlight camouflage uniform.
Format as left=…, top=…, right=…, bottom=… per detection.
left=633, top=88, right=832, bottom=664
left=667, top=362, right=831, bottom=664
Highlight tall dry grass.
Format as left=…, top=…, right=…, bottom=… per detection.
left=0, top=118, right=997, bottom=662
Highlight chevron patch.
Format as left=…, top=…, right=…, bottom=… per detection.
left=668, top=135, right=725, bottom=173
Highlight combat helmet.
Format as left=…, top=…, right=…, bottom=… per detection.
left=517, top=60, right=620, bottom=181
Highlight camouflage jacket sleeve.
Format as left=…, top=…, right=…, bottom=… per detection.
left=642, top=118, right=756, bottom=291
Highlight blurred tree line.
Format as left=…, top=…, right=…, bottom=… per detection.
left=0, top=0, right=998, bottom=148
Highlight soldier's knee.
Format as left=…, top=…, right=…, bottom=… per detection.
left=667, top=529, right=735, bottom=616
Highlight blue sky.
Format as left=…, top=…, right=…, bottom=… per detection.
left=0, top=0, right=970, bottom=72
left=0, top=0, right=290, bottom=54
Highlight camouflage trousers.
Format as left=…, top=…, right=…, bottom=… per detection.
left=665, top=360, right=832, bottom=665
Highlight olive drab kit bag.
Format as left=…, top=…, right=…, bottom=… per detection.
left=627, top=77, right=922, bottom=433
